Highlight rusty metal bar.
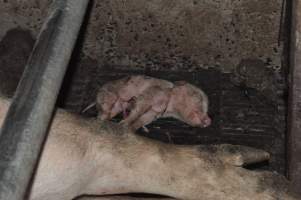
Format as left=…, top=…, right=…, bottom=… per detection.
left=0, top=0, right=89, bottom=199
left=288, top=0, right=301, bottom=194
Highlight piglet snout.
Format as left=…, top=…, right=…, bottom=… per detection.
left=188, top=111, right=212, bottom=127
left=201, top=115, right=211, bottom=127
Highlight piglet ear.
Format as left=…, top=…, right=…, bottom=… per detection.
left=174, top=81, right=187, bottom=86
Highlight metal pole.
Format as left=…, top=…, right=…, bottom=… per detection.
left=288, top=0, right=301, bottom=195
left=0, top=0, right=89, bottom=199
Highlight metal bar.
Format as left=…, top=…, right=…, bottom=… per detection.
left=288, top=0, right=301, bottom=195
left=0, top=0, right=89, bottom=199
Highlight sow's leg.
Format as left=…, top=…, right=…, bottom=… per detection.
left=0, top=97, right=297, bottom=200
left=81, top=122, right=297, bottom=200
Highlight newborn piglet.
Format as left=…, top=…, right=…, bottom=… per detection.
left=90, top=76, right=211, bottom=130
left=81, top=77, right=130, bottom=117
left=94, top=75, right=174, bottom=120
left=163, top=81, right=211, bottom=128
left=120, top=85, right=171, bottom=130
left=94, top=77, right=130, bottom=120
left=121, top=81, right=211, bottom=130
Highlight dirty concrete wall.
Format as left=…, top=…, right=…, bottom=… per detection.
left=0, top=0, right=284, bottom=72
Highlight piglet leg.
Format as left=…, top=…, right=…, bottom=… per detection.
left=120, top=87, right=156, bottom=125
left=97, top=90, right=119, bottom=120
left=96, top=77, right=131, bottom=120
left=122, top=98, right=136, bottom=118
left=121, top=86, right=170, bottom=129
left=130, top=87, right=170, bottom=130
left=131, top=110, right=160, bottom=130
left=120, top=98, right=150, bottom=126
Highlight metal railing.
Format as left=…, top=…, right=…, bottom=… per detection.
left=288, top=0, right=301, bottom=195
left=0, top=0, right=89, bottom=199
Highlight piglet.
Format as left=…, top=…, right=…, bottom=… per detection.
left=120, top=85, right=171, bottom=130
left=95, top=77, right=130, bottom=120
left=163, top=81, right=211, bottom=128
left=121, top=81, right=211, bottom=130
left=95, top=75, right=174, bottom=120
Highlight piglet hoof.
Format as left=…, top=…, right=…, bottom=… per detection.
left=81, top=102, right=96, bottom=113
left=119, top=119, right=127, bottom=126
left=142, top=126, right=149, bottom=133
left=217, top=144, right=270, bottom=166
